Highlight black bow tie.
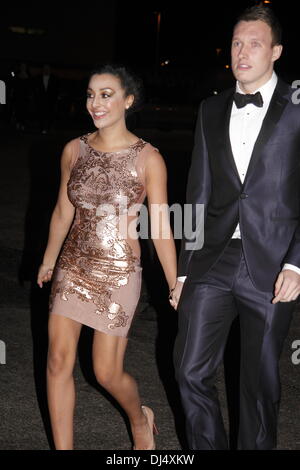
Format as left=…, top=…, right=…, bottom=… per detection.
left=233, top=91, right=263, bottom=109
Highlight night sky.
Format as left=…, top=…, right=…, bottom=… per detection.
left=1, top=1, right=300, bottom=93
left=116, top=0, right=299, bottom=79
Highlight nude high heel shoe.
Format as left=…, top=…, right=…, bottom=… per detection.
left=133, top=405, right=159, bottom=450
left=141, top=405, right=159, bottom=450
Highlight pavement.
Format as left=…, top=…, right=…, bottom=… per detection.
left=0, top=125, right=299, bottom=452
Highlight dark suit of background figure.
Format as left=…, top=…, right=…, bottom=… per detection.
left=12, top=63, right=33, bottom=131
left=174, top=77, right=300, bottom=450
left=35, top=65, right=59, bottom=133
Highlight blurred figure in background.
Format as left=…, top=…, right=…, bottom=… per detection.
left=35, top=64, right=59, bottom=133
left=12, top=62, right=32, bottom=132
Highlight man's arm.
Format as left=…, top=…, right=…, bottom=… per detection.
left=177, top=100, right=212, bottom=277
left=172, top=101, right=212, bottom=309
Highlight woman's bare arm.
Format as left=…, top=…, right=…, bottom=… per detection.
left=37, top=141, right=76, bottom=287
left=145, top=149, right=177, bottom=292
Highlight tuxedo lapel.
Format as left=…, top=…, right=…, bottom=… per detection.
left=221, top=92, right=243, bottom=184
left=243, top=80, right=290, bottom=186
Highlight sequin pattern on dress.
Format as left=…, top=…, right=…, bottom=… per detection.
left=49, top=134, right=151, bottom=336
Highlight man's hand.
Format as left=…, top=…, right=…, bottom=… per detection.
left=169, top=280, right=185, bottom=310
left=272, top=269, right=300, bottom=304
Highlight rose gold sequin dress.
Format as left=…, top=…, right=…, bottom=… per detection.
left=49, top=134, right=156, bottom=337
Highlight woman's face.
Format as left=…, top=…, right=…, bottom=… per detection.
left=86, top=73, right=133, bottom=129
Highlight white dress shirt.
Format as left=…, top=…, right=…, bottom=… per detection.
left=178, top=72, right=300, bottom=282
left=230, top=72, right=277, bottom=238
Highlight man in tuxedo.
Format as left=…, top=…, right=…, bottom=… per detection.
left=172, top=5, right=300, bottom=450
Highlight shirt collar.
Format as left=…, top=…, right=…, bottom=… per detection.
left=236, top=71, right=278, bottom=108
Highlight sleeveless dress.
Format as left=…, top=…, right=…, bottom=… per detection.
left=49, top=134, right=156, bottom=337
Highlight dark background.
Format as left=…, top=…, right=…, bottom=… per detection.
left=1, top=0, right=300, bottom=106
left=1, top=1, right=300, bottom=451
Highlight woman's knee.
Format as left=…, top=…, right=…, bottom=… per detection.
left=94, top=365, right=120, bottom=390
left=47, top=345, right=75, bottom=377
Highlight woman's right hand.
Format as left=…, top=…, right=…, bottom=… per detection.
left=37, top=264, right=54, bottom=288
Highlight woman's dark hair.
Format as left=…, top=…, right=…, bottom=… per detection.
left=89, top=64, right=144, bottom=115
left=235, top=4, right=282, bottom=46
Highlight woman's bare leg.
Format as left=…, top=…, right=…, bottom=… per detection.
left=47, top=314, right=82, bottom=449
left=92, top=331, right=155, bottom=449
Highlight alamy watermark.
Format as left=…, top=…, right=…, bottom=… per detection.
left=0, top=80, right=5, bottom=104
left=291, top=80, right=300, bottom=104
left=95, top=199, right=205, bottom=251
left=0, top=340, right=6, bottom=364
left=291, top=339, right=300, bottom=365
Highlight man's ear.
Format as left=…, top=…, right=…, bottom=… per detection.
left=272, top=44, right=283, bottom=63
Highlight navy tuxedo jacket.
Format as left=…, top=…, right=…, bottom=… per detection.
left=178, top=78, right=300, bottom=292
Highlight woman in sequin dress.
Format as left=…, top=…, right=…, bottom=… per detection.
left=37, top=65, right=177, bottom=450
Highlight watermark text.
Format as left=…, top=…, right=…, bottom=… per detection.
left=291, top=80, right=300, bottom=104
left=0, top=80, right=6, bottom=104
left=0, top=340, right=6, bottom=364
left=95, top=199, right=204, bottom=251
left=291, top=339, right=300, bottom=365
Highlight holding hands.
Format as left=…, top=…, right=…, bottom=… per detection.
left=169, top=280, right=184, bottom=310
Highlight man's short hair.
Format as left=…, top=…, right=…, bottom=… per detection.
left=235, top=4, right=282, bottom=46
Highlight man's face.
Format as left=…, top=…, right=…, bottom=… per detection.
left=231, top=20, right=282, bottom=93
